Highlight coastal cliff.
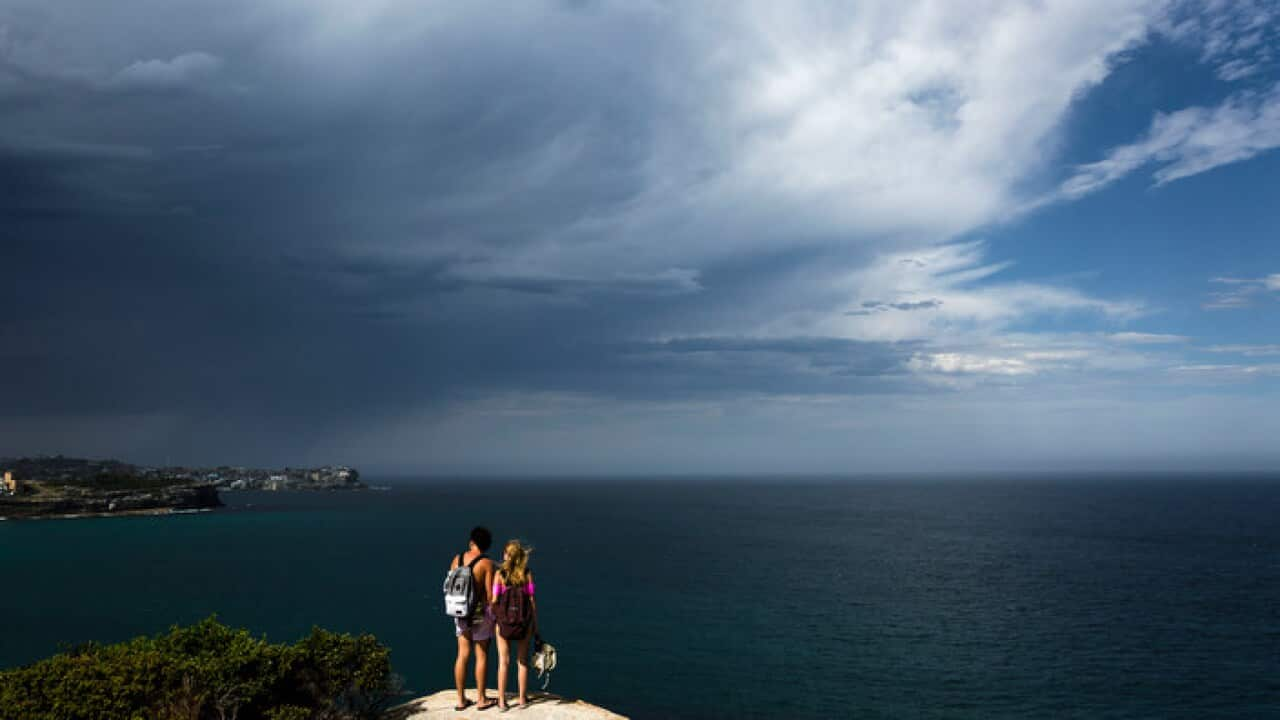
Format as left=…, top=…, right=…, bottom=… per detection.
left=387, top=691, right=626, bottom=720
left=0, top=483, right=221, bottom=519
left=0, top=455, right=370, bottom=519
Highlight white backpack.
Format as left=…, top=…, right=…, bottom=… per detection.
left=443, top=553, right=484, bottom=618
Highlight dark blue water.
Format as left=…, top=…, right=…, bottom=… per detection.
left=3, top=476, right=1279, bottom=718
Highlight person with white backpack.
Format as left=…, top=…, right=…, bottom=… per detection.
left=443, top=526, right=498, bottom=711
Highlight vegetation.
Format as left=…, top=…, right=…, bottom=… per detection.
left=54, top=471, right=184, bottom=491
left=0, top=618, right=400, bottom=720
left=2, top=457, right=186, bottom=492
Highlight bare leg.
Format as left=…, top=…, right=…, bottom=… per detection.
left=454, top=635, right=472, bottom=708
left=495, top=632, right=511, bottom=709
left=516, top=634, right=532, bottom=705
left=475, top=638, right=494, bottom=707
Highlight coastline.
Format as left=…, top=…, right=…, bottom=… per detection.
left=0, top=506, right=216, bottom=522
left=0, top=483, right=223, bottom=521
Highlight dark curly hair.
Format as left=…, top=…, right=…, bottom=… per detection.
left=469, top=526, right=493, bottom=552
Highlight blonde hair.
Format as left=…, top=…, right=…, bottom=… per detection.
left=500, top=539, right=532, bottom=586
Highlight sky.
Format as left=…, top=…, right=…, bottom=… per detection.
left=2, top=0, right=1279, bottom=475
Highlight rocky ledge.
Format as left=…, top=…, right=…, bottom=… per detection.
left=0, top=484, right=222, bottom=519
left=385, top=691, right=627, bottom=720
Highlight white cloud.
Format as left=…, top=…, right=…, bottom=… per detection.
left=1108, top=332, right=1190, bottom=344
left=720, top=241, right=1159, bottom=384
left=107, top=52, right=222, bottom=92
left=1158, top=0, right=1280, bottom=83
left=236, top=1, right=1187, bottom=362
left=796, top=242, right=1144, bottom=344
left=1171, top=363, right=1280, bottom=380
left=902, top=332, right=1170, bottom=381
left=713, top=0, right=1157, bottom=237
left=1204, top=274, right=1280, bottom=309
left=1205, top=344, right=1280, bottom=357
left=409, top=0, right=1165, bottom=280
left=909, top=352, right=1035, bottom=376
left=1058, top=82, right=1280, bottom=200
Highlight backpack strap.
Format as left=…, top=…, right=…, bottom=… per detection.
left=466, top=553, right=485, bottom=570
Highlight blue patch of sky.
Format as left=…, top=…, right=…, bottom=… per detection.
left=1053, top=36, right=1231, bottom=167
left=977, top=36, right=1280, bottom=345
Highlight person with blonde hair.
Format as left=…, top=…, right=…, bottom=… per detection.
left=491, top=539, right=538, bottom=710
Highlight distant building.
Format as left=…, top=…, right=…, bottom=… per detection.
left=3, top=471, right=19, bottom=494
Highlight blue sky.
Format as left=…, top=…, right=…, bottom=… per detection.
left=1, top=0, right=1278, bottom=474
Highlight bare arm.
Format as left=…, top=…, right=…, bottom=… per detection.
left=529, top=571, right=538, bottom=634
left=480, top=560, right=496, bottom=606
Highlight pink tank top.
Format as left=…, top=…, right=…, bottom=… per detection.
left=493, top=575, right=535, bottom=597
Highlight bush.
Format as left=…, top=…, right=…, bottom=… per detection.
left=0, top=617, right=399, bottom=720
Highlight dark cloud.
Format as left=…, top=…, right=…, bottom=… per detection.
left=887, top=299, right=943, bottom=311
left=846, top=298, right=943, bottom=316
left=1, top=223, right=913, bottom=441
left=8, top=0, right=1255, bottom=472
left=104, top=52, right=222, bottom=93
left=0, top=140, right=156, bottom=220
left=639, top=336, right=914, bottom=377
left=0, top=1, right=1011, bottom=468
left=0, top=0, right=730, bottom=462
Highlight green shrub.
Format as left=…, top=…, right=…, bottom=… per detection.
left=0, top=617, right=399, bottom=720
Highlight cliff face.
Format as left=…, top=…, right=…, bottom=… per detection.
left=386, top=691, right=627, bottom=720
left=0, top=484, right=222, bottom=519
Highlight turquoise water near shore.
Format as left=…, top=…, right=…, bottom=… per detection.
left=3, top=476, right=1279, bottom=718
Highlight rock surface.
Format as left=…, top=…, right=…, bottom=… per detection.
left=385, top=691, right=627, bottom=720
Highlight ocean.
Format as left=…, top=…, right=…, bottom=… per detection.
left=2, top=476, right=1279, bottom=718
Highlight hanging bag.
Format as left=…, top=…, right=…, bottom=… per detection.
left=531, top=634, right=557, bottom=691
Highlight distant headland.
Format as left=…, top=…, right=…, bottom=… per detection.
left=0, top=455, right=365, bottom=520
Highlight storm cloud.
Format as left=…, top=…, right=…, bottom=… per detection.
left=4, top=0, right=1280, bottom=472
